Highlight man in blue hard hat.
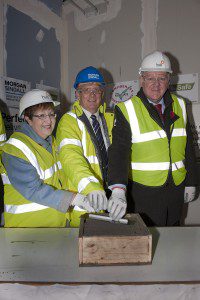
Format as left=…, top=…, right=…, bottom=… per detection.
left=56, top=66, right=114, bottom=227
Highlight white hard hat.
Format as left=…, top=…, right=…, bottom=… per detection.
left=139, top=51, right=172, bottom=74
left=19, top=89, right=60, bottom=116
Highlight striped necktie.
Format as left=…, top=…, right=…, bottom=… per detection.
left=155, top=103, right=164, bottom=122
left=91, top=115, right=108, bottom=179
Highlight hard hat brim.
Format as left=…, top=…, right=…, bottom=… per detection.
left=139, top=68, right=172, bottom=75
left=74, top=80, right=105, bottom=89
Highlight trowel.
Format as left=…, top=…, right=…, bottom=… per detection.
left=88, top=213, right=128, bottom=224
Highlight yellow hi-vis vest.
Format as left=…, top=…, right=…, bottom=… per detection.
left=56, top=101, right=114, bottom=227
left=1, top=132, right=67, bottom=227
left=117, top=94, right=187, bottom=186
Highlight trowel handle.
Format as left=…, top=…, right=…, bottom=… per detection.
left=89, top=214, right=128, bottom=224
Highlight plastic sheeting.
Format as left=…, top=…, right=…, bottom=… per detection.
left=0, top=283, right=200, bottom=300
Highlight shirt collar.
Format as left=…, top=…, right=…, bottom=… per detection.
left=81, top=107, right=100, bottom=120
left=147, top=98, right=164, bottom=106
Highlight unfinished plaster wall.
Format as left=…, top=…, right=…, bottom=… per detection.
left=5, top=6, right=61, bottom=88
left=158, top=0, right=200, bottom=75
left=1, top=0, right=63, bottom=90
left=63, top=0, right=200, bottom=99
left=64, top=0, right=142, bottom=100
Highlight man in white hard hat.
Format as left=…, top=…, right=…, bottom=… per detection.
left=0, top=89, right=95, bottom=227
left=107, top=51, right=198, bottom=226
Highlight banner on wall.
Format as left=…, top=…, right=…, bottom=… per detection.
left=106, top=80, right=140, bottom=109
left=169, top=73, right=198, bottom=103
left=0, top=76, right=31, bottom=137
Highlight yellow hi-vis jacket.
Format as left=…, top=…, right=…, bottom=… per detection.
left=117, top=94, right=187, bottom=186
left=56, top=101, right=114, bottom=227
left=1, top=132, right=67, bottom=227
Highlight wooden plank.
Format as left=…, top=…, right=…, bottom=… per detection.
left=82, top=236, right=152, bottom=265
left=79, top=216, right=85, bottom=264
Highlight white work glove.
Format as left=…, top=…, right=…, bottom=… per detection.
left=184, top=186, right=196, bottom=203
left=107, top=188, right=127, bottom=221
left=87, top=190, right=107, bottom=211
left=71, top=194, right=95, bottom=212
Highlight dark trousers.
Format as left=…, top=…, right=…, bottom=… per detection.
left=127, top=179, right=185, bottom=226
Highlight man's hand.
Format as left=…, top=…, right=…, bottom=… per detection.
left=184, top=186, right=196, bottom=203
left=107, top=188, right=127, bottom=221
left=87, top=190, right=107, bottom=211
left=71, top=194, right=95, bottom=212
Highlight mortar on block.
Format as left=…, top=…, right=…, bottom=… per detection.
left=79, top=213, right=152, bottom=266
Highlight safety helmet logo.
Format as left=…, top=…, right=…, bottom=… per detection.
left=88, top=73, right=100, bottom=80
left=156, top=60, right=165, bottom=67
left=42, top=95, right=52, bottom=101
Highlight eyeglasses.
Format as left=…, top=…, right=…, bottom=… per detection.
left=78, top=88, right=103, bottom=95
left=32, top=113, right=57, bottom=120
left=142, top=76, right=169, bottom=84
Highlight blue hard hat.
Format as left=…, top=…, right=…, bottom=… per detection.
left=74, top=66, right=105, bottom=89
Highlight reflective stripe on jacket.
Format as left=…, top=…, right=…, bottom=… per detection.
left=0, top=134, right=6, bottom=142
left=1, top=132, right=66, bottom=227
left=117, top=94, right=187, bottom=186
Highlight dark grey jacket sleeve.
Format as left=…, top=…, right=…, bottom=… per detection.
left=108, top=106, right=132, bottom=186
